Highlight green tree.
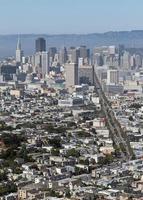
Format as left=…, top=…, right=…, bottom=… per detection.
left=0, top=171, right=7, bottom=181
left=65, top=189, right=71, bottom=198
left=17, top=144, right=28, bottom=161
left=66, top=148, right=80, bottom=158
left=99, top=154, right=114, bottom=165
left=51, top=148, right=60, bottom=156
left=48, top=137, right=61, bottom=148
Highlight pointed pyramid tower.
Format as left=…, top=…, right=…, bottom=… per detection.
left=16, top=36, right=22, bottom=63
left=16, top=37, right=21, bottom=50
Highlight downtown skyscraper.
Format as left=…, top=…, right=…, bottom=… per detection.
left=35, top=38, right=46, bottom=53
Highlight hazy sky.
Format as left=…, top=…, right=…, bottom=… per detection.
left=0, top=0, right=143, bottom=34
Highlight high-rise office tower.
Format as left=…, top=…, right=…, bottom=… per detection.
left=34, top=52, right=49, bottom=77
left=78, top=58, right=84, bottom=67
left=65, top=63, right=78, bottom=89
left=16, top=37, right=23, bottom=63
left=109, top=46, right=116, bottom=55
left=49, top=47, right=57, bottom=59
left=68, top=47, right=79, bottom=63
left=118, top=45, right=125, bottom=66
left=48, top=47, right=57, bottom=66
left=35, top=38, right=46, bottom=52
left=34, top=52, right=42, bottom=73
left=78, top=46, right=90, bottom=65
left=107, top=69, right=119, bottom=85
left=59, top=47, right=68, bottom=65
left=78, top=65, right=94, bottom=85
left=93, top=53, right=104, bottom=66
left=93, top=46, right=109, bottom=66
left=34, top=37, right=49, bottom=77
left=118, top=44, right=125, bottom=55
left=41, top=51, right=49, bottom=77
left=130, top=55, right=136, bottom=69
left=53, top=53, right=59, bottom=63
left=122, top=51, right=131, bottom=69
left=135, top=54, right=142, bottom=68
left=79, top=46, right=90, bottom=59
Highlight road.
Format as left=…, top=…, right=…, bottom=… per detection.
left=94, top=72, right=134, bottom=160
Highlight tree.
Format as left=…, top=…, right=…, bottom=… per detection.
left=120, top=143, right=126, bottom=153
left=17, top=144, right=28, bottom=161
left=0, top=147, right=17, bottom=160
left=129, top=116, right=134, bottom=121
left=79, top=159, right=89, bottom=165
left=114, top=146, right=121, bottom=157
left=0, top=183, right=17, bottom=196
left=66, top=148, right=80, bottom=158
left=74, top=166, right=86, bottom=175
left=48, top=137, right=61, bottom=148
left=51, top=148, right=60, bottom=156
left=65, top=189, right=71, bottom=198
left=0, top=171, right=7, bottom=181
left=0, top=133, right=26, bottom=148
left=77, top=131, right=91, bottom=138
left=99, top=154, right=114, bottom=165
left=56, top=126, right=66, bottom=133
left=44, top=123, right=55, bottom=132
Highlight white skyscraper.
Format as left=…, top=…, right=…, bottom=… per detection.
left=135, top=54, right=142, bottom=68
left=78, top=58, right=84, bottom=67
left=109, top=46, right=116, bottom=55
left=41, top=51, right=49, bottom=77
left=122, top=51, right=130, bottom=69
left=34, top=51, right=49, bottom=77
left=34, top=52, right=41, bottom=73
left=16, top=37, right=23, bottom=63
left=65, top=63, right=78, bottom=89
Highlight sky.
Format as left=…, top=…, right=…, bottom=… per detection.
left=0, top=0, right=143, bottom=34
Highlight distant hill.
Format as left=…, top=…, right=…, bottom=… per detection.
left=1, top=30, right=143, bottom=58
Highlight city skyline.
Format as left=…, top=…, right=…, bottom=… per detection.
left=0, top=0, right=143, bottom=34
left=0, top=1, right=143, bottom=198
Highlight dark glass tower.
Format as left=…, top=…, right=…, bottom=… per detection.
left=35, top=37, right=46, bottom=52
